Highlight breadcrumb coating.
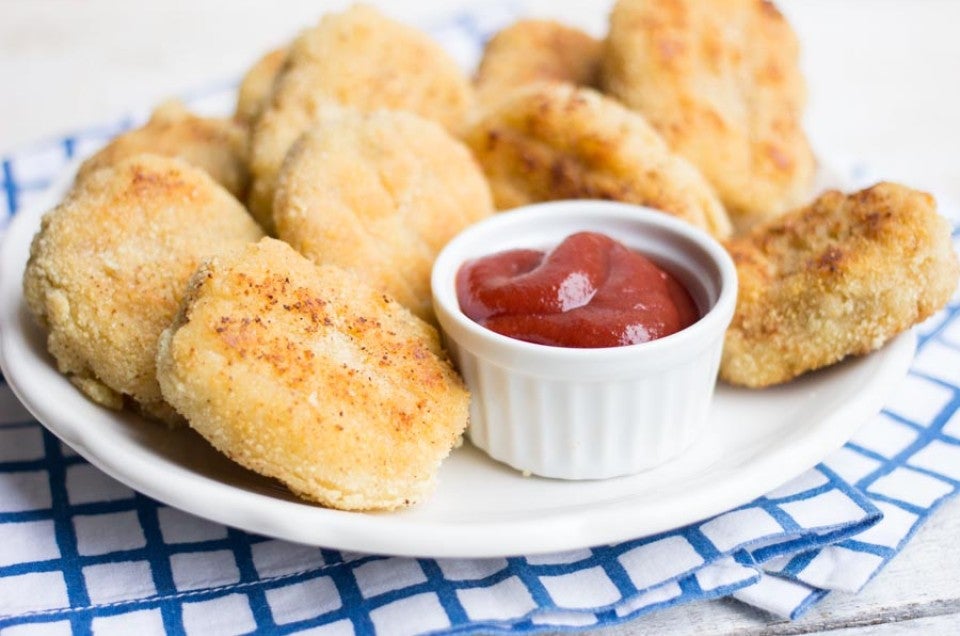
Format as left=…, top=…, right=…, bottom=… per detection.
left=474, top=19, right=602, bottom=112
left=273, top=108, right=493, bottom=322
left=462, top=82, right=732, bottom=238
left=721, top=182, right=959, bottom=387
left=23, top=154, right=264, bottom=423
left=234, top=47, right=288, bottom=127
left=602, top=0, right=815, bottom=232
left=76, top=100, right=250, bottom=200
left=247, top=5, right=473, bottom=230
left=156, top=238, right=470, bottom=510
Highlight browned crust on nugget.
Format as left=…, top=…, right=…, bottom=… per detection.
left=462, top=82, right=731, bottom=238
left=23, top=155, right=264, bottom=422
left=721, top=182, right=960, bottom=387
left=247, top=5, right=473, bottom=229
left=475, top=19, right=602, bottom=111
left=156, top=238, right=470, bottom=510
left=602, top=0, right=815, bottom=231
left=77, top=100, right=250, bottom=199
left=274, top=108, right=493, bottom=322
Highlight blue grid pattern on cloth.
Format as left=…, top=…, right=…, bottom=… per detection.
left=1, top=7, right=960, bottom=635
left=732, top=168, right=960, bottom=619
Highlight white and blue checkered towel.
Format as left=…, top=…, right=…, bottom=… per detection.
left=2, top=7, right=960, bottom=635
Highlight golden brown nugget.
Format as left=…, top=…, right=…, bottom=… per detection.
left=234, top=47, right=288, bottom=127
left=248, top=5, right=473, bottom=229
left=23, top=155, right=264, bottom=423
left=602, top=0, right=816, bottom=232
left=274, top=109, right=494, bottom=321
left=156, top=238, right=470, bottom=510
left=474, top=19, right=602, bottom=110
left=76, top=100, right=250, bottom=199
left=721, top=183, right=959, bottom=388
left=462, top=82, right=732, bottom=238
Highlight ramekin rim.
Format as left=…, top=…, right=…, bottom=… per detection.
left=431, top=200, right=738, bottom=363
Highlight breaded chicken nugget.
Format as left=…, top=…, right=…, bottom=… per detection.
left=602, top=0, right=815, bottom=232
left=475, top=19, right=602, bottom=111
left=247, top=100, right=340, bottom=233
left=234, top=47, right=288, bottom=127
left=76, top=100, right=250, bottom=199
left=721, top=183, right=959, bottom=388
left=248, top=5, right=473, bottom=229
left=462, top=82, right=732, bottom=238
left=23, top=155, right=264, bottom=423
left=274, top=109, right=494, bottom=321
left=156, top=238, right=470, bottom=510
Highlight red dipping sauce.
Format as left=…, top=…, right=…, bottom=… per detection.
left=456, top=232, right=699, bottom=348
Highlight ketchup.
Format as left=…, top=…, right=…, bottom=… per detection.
left=456, top=232, right=699, bottom=348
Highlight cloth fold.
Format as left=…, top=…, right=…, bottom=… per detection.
left=1, top=7, right=959, bottom=634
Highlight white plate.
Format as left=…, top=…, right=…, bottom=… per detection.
left=0, top=168, right=915, bottom=558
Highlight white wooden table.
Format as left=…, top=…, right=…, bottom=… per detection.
left=2, top=1, right=958, bottom=633
left=607, top=494, right=960, bottom=634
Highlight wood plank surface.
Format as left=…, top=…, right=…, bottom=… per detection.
left=589, top=495, right=960, bottom=634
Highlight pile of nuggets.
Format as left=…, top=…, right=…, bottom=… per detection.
left=23, top=1, right=960, bottom=510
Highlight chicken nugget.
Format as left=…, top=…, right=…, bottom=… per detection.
left=76, top=100, right=250, bottom=199
left=247, top=5, right=473, bottom=230
left=156, top=238, right=470, bottom=510
left=247, top=99, right=340, bottom=233
left=462, top=82, right=731, bottom=238
left=274, top=108, right=493, bottom=321
left=475, top=19, right=602, bottom=111
left=721, top=183, right=959, bottom=388
left=23, top=154, right=264, bottom=423
left=602, top=0, right=815, bottom=232
left=234, top=47, right=288, bottom=127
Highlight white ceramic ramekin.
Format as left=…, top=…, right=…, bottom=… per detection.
left=431, top=200, right=738, bottom=480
